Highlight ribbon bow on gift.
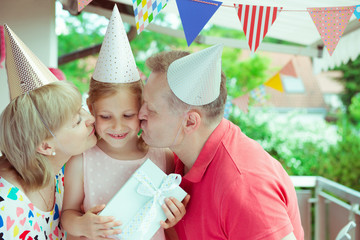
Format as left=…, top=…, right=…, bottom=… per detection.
left=120, top=171, right=182, bottom=240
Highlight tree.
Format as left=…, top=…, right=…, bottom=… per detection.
left=334, top=55, right=360, bottom=110
left=58, top=12, right=106, bottom=93
left=58, top=12, right=270, bottom=97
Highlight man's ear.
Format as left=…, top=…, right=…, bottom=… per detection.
left=36, top=141, right=54, bottom=156
left=183, top=110, right=201, bottom=134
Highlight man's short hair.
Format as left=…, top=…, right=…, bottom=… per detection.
left=146, top=50, right=227, bottom=124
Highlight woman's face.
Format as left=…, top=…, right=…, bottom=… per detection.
left=53, top=108, right=97, bottom=157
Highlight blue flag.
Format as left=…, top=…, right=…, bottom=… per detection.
left=176, top=0, right=222, bottom=46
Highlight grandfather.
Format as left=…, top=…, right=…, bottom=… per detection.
left=139, top=44, right=304, bottom=240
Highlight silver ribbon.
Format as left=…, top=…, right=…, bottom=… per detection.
left=119, top=171, right=182, bottom=240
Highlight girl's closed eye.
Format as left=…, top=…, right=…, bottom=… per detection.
left=100, top=115, right=111, bottom=119
left=124, top=114, right=136, bottom=118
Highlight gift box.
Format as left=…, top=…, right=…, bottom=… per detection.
left=99, top=158, right=187, bottom=240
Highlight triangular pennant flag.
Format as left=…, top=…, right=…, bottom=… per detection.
left=280, top=60, right=297, bottom=77
left=232, top=94, right=249, bottom=114
left=133, top=0, right=168, bottom=34
left=250, top=85, right=266, bottom=104
left=264, top=73, right=283, bottom=92
left=354, top=5, right=360, bottom=20
left=234, top=4, right=282, bottom=53
left=78, top=0, right=93, bottom=12
left=307, top=6, right=355, bottom=56
left=176, top=0, right=222, bottom=46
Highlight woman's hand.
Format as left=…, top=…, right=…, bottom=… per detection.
left=160, top=194, right=190, bottom=229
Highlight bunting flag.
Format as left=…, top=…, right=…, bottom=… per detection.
left=354, top=5, right=360, bottom=20
left=223, top=98, right=233, bottom=119
left=264, top=73, right=283, bottom=92
left=78, top=0, right=93, bottom=12
left=234, top=4, right=282, bottom=53
left=250, top=85, right=266, bottom=104
left=307, top=6, right=355, bottom=56
left=133, top=0, right=168, bottom=34
left=280, top=60, right=297, bottom=77
left=0, top=26, right=5, bottom=68
left=232, top=94, right=249, bottom=114
left=176, top=0, right=222, bottom=46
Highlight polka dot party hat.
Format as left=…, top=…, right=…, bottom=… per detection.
left=4, top=24, right=58, bottom=100
left=167, top=44, right=223, bottom=106
left=92, top=5, right=140, bottom=83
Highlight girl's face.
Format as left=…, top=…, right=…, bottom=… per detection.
left=92, top=88, right=141, bottom=150
left=54, top=108, right=97, bottom=157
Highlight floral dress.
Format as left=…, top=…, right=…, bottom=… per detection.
left=0, top=168, right=66, bottom=240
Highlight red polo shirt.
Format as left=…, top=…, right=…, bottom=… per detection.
left=174, top=119, right=304, bottom=240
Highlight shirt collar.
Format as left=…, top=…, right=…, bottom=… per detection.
left=182, top=118, right=229, bottom=183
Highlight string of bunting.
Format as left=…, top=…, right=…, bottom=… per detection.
left=77, top=0, right=360, bottom=55
left=177, top=1, right=359, bottom=55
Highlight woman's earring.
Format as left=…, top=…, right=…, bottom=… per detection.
left=51, top=151, right=56, bottom=156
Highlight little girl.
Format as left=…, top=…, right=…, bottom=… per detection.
left=61, top=6, right=188, bottom=240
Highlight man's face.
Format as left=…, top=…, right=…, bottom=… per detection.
left=139, top=71, right=184, bottom=148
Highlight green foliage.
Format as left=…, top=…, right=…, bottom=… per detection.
left=322, top=117, right=360, bottom=191
left=226, top=55, right=270, bottom=98
left=58, top=11, right=271, bottom=96
left=58, top=13, right=106, bottom=93
left=58, top=8, right=360, bottom=192
left=334, top=55, right=360, bottom=110
left=228, top=106, right=360, bottom=191
left=348, top=93, right=360, bottom=122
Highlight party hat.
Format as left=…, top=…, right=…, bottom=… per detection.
left=167, top=44, right=223, bottom=106
left=92, top=5, right=140, bottom=83
left=4, top=24, right=58, bottom=100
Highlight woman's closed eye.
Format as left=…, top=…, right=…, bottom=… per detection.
left=77, top=116, right=82, bottom=125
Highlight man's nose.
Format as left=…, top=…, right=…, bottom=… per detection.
left=138, top=105, right=147, bottom=120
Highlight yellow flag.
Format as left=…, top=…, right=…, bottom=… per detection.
left=264, top=73, right=284, bottom=92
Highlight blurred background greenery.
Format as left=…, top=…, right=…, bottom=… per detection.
left=58, top=9, right=360, bottom=191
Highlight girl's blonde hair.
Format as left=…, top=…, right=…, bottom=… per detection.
left=86, top=78, right=147, bottom=151
left=0, top=81, right=82, bottom=190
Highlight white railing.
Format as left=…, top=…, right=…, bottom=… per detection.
left=291, top=176, right=360, bottom=240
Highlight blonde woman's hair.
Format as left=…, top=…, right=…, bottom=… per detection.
left=146, top=50, right=227, bottom=125
left=0, top=81, right=82, bottom=191
left=86, top=78, right=147, bottom=151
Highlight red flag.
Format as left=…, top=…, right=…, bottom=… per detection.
left=281, top=60, right=297, bottom=77
left=234, top=4, right=282, bottom=53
